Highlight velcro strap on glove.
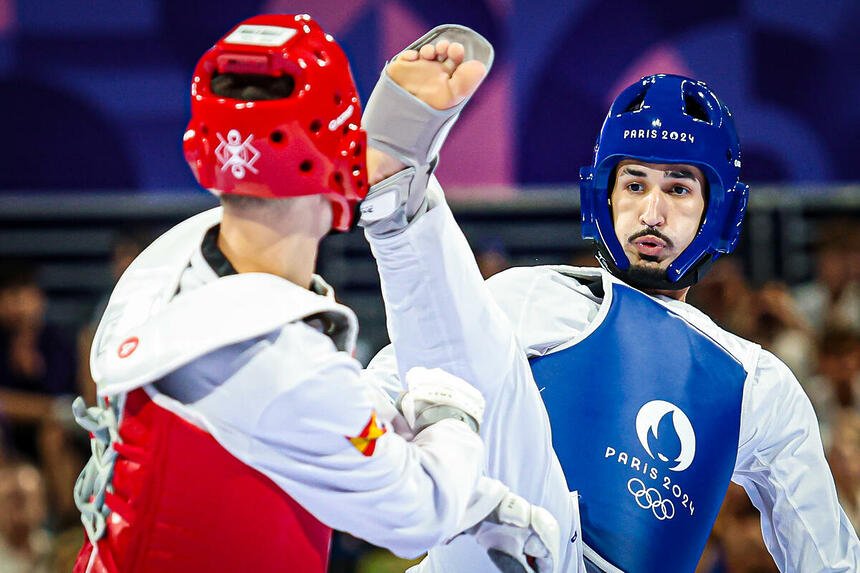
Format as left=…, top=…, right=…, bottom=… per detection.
left=413, top=404, right=478, bottom=433
left=358, top=167, right=426, bottom=236
left=398, top=366, right=485, bottom=434
left=470, top=492, right=560, bottom=573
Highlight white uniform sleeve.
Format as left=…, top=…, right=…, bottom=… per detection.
left=484, top=265, right=601, bottom=358
left=365, top=177, right=528, bottom=399
left=156, top=322, right=502, bottom=558
left=363, top=179, right=560, bottom=485
left=364, top=180, right=576, bottom=572
left=733, top=349, right=860, bottom=572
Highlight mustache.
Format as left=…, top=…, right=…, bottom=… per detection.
left=627, top=227, right=674, bottom=249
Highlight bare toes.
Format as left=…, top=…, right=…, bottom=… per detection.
left=447, top=42, right=466, bottom=64
left=419, top=44, right=436, bottom=60
left=397, top=49, right=419, bottom=62
left=435, top=40, right=450, bottom=60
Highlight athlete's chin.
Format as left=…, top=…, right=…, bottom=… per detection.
left=627, top=253, right=670, bottom=270
left=625, top=264, right=670, bottom=286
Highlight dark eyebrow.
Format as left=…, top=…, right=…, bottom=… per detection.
left=622, top=167, right=647, bottom=177
left=664, top=169, right=695, bottom=180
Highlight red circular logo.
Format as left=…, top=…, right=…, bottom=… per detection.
left=117, top=337, right=139, bottom=359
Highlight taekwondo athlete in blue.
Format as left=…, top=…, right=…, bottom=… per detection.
left=529, top=280, right=745, bottom=571
left=358, top=28, right=860, bottom=573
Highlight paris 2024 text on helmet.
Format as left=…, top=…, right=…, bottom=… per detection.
left=183, top=14, right=368, bottom=231
left=580, top=74, right=749, bottom=291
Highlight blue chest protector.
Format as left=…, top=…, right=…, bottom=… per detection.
left=529, top=282, right=746, bottom=572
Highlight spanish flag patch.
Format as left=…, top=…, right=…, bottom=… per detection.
left=347, top=412, right=387, bottom=457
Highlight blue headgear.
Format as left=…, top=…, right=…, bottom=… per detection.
left=580, top=74, right=749, bottom=290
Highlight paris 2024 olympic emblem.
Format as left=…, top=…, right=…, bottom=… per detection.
left=605, top=400, right=698, bottom=520
left=627, top=477, right=675, bottom=520
left=636, top=400, right=696, bottom=472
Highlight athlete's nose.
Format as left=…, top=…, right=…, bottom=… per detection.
left=639, top=188, right=666, bottom=228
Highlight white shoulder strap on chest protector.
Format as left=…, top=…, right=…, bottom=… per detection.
left=91, top=208, right=357, bottom=396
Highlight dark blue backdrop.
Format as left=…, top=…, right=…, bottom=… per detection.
left=1, top=0, right=856, bottom=192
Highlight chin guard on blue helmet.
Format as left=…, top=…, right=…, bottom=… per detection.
left=580, top=74, right=749, bottom=291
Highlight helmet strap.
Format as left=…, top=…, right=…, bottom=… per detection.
left=592, top=241, right=715, bottom=292
left=328, top=202, right=365, bottom=235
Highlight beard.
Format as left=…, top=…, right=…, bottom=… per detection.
left=625, top=263, right=669, bottom=284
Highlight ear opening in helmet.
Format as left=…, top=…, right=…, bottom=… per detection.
left=211, top=72, right=296, bottom=101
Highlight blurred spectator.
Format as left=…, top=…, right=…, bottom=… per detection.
left=696, top=535, right=729, bottom=573
left=76, top=229, right=151, bottom=406
left=688, top=259, right=756, bottom=338
left=706, top=483, right=779, bottom=573
left=568, top=248, right=599, bottom=268
left=690, top=260, right=814, bottom=380
left=327, top=531, right=421, bottom=573
left=748, top=282, right=815, bottom=381
left=793, top=220, right=860, bottom=336
left=355, top=548, right=422, bottom=573
left=47, top=525, right=86, bottom=573
left=0, top=263, right=76, bottom=401
left=474, top=238, right=511, bottom=279
left=0, top=460, right=53, bottom=573
left=0, top=263, right=83, bottom=528
left=804, top=328, right=860, bottom=449
left=90, top=229, right=154, bottom=326
left=828, top=410, right=860, bottom=531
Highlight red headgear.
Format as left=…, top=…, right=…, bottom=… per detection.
left=183, top=14, right=368, bottom=231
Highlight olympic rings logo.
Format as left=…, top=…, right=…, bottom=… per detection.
left=627, top=478, right=675, bottom=520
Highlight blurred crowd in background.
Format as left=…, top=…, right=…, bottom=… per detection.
left=0, top=214, right=857, bottom=573
left=1, top=0, right=858, bottom=570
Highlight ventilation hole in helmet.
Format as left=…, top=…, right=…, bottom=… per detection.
left=623, top=92, right=646, bottom=113
left=352, top=165, right=362, bottom=176
left=357, top=180, right=365, bottom=189
left=310, top=119, right=322, bottom=133
left=683, top=92, right=712, bottom=124
left=299, top=160, right=313, bottom=173
left=353, top=143, right=362, bottom=157
left=622, top=84, right=653, bottom=113
left=726, top=149, right=732, bottom=162
left=201, top=125, right=209, bottom=135
left=270, top=131, right=285, bottom=145
left=331, top=172, right=345, bottom=193
left=314, top=50, right=328, bottom=66
left=334, top=92, right=342, bottom=105
left=342, top=125, right=350, bottom=135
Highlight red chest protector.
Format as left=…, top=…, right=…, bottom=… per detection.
left=74, top=388, right=331, bottom=573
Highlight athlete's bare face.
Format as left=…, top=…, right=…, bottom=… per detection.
left=610, top=160, right=706, bottom=273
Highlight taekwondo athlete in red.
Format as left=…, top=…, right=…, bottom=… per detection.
left=358, top=26, right=859, bottom=573
left=70, top=15, right=559, bottom=573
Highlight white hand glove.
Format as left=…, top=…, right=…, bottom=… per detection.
left=397, top=366, right=484, bottom=433
left=471, top=492, right=560, bottom=573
